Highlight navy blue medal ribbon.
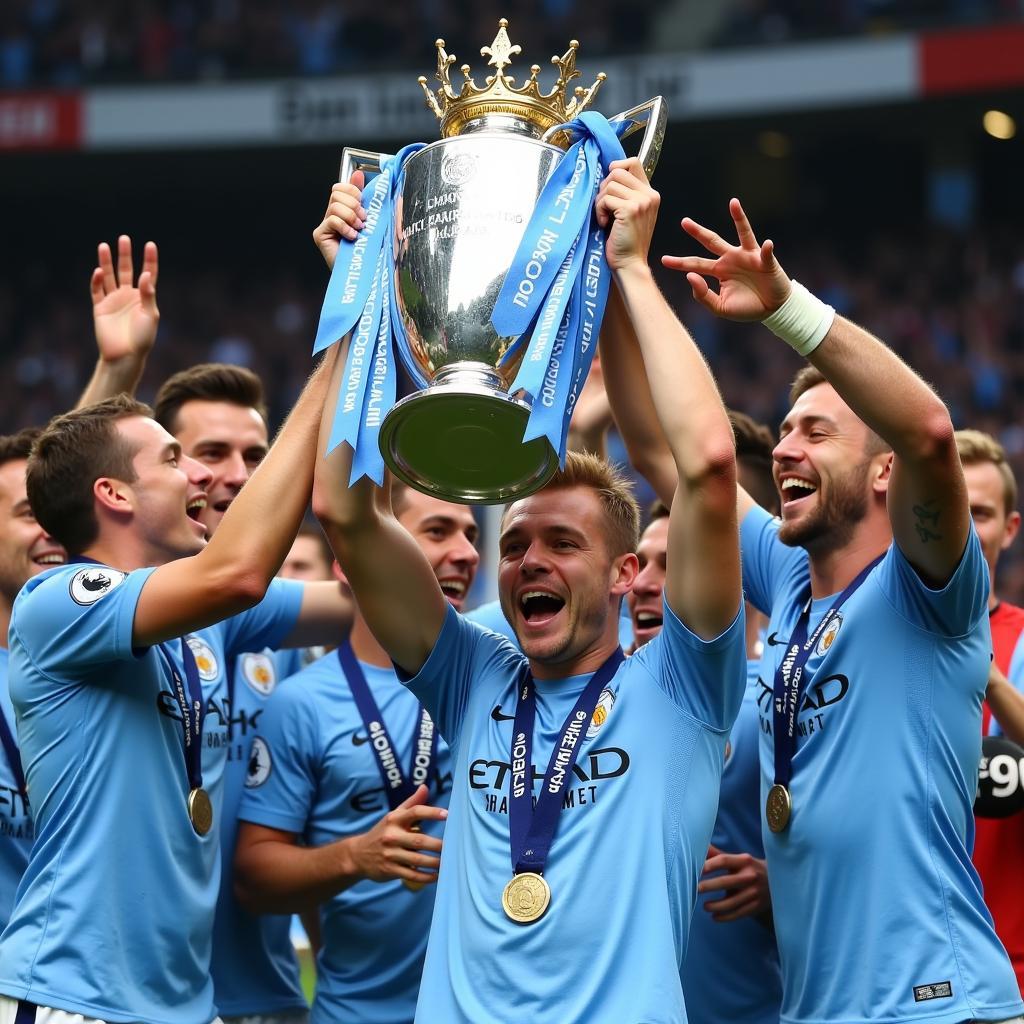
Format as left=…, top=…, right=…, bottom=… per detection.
left=158, top=638, right=206, bottom=794
left=772, top=555, right=884, bottom=790
left=509, top=647, right=623, bottom=875
left=336, top=641, right=438, bottom=809
left=0, top=703, right=26, bottom=799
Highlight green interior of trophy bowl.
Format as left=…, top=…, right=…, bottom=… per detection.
left=378, top=387, right=558, bottom=505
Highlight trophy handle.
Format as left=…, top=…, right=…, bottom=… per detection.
left=607, top=96, right=668, bottom=180
left=339, top=147, right=394, bottom=183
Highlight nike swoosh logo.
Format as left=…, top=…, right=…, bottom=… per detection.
left=766, top=632, right=783, bottom=647
left=352, top=732, right=369, bottom=746
left=491, top=705, right=515, bottom=722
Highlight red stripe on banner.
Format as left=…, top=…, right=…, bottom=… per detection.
left=0, top=92, right=81, bottom=150
left=919, top=24, right=1024, bottom=96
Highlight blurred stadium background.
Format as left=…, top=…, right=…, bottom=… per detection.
left=1, top=0, right=1023, bottom=600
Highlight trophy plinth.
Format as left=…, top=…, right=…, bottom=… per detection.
left=379, top=364, right=558, bottom=503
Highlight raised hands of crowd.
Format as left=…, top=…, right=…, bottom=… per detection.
left=662, top=199, right=791, bottom=321
left=91, top=235, right=160, bottom=363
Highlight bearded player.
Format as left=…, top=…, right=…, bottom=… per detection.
left=603, top=198, right=1023, bottom=1023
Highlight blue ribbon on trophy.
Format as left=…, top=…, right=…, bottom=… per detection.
left=313, top=142, right=425, bottom=484
left=492, top=111, right=627, bottom=464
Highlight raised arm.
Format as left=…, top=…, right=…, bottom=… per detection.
left=131, top=349, right=345, bottom=646
left=596, top=160, right=740, bottom=638
left=77, top=236, right=159, bottom=407
left=667, top=198, right=968, bottom=586
left=311, top=345, right=447, bottom=675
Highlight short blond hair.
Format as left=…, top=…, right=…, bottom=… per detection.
left=505, top=451, right=640, bottom=557
left=956, top=428, right=1017, bottom=515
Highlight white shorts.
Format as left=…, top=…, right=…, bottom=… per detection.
left=0, top=997, right=225, bottom=1024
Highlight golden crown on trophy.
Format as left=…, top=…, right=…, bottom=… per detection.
left=418, top=19, right=606, bottom=138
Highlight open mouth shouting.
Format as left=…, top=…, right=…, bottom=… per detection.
left=631, top=607, right=664, bottom=643
left=518, top=589, right=567, bottom=630
left=186, top=493, right=209, bottom=537
left=438, top=577, right=469, bottom=610
left=779, top=475, right=818, bottom=513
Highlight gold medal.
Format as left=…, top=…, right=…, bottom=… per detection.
left=188, top=787, right=214, bottom=836
left=765, top=783, right=792, bottom=833
left=501, top=872, right=551, bottom=924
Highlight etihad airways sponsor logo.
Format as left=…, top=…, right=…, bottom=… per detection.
left=756, top=673, right=850, bottom=737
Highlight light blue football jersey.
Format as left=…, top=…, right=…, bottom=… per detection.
left=208, top=648, right=311, bottom=1018
left=467, top=598, right=636, bottom=650
left=0, top=563, right=301, bottom=1024
left=0, top=648, right=32, bottom=932
left=741, top=505, right=1024, bottom=1024
left=681, top=658, right=781, bottom=1024
left=400, top=600, right=745, bottom=1024
left=239, top=654, right=452, bottom=1024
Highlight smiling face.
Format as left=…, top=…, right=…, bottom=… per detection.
left=0, top=458, right=66, bottom=605
left=628, top=515, right=669, bottom=649
left=963, top=460, right=1020, bottom=592
left=498, top=485, right=636, bottom=673
left=172, top=400, right=268, bottom=536
left=774, top=383, right=890, bottom=556
left=396, top=490, right=480, bottom=612
left=114, top=416, right=212, bottom=563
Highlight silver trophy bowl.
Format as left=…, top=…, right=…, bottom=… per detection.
left=341, top=98, right=665, bottom=504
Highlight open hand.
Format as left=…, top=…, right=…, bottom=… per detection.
left=348, top=784, right=446, bottom=886
left=697, top=843, right=772, bottom=923
left=662, top=198, right=791, bottom=321
left=91, top=236, right=159, bottom=363
left=313, top=171, right=367, bottom=271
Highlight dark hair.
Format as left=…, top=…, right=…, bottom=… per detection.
left=729, top=410, right=779, bottom=515
left=0, top=427, right=41, bottom=470
left=647, top=499, right=670, bottom=522
left=154, top=363, right=268, bottom=434
left=27, top=395, right=151, bottom=555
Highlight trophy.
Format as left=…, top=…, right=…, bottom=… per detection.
left=336, top=20, right=666, bottom=504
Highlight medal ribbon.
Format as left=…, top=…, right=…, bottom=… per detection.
left=0, top=704, right=26, bottom=798
left=508, top=647, right=624, bottom=875
left=492, top=112, right=628, bottom=464
left=771, top=555, right=884, bottom=789
left=313, top=142, right=427, bottom=487
left=158, top=638, right=206, bottom=792
left=336, top=641, right=438, bottom=809
left=66, top=557, right=207, bottom=791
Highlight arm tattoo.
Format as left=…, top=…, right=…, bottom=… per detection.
left=912, top=499, right=942, bottom=544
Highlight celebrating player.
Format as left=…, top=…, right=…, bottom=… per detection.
left=311, top=160, right=744, bottom=1023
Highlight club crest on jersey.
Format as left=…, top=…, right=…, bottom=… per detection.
left=241, top=653, right=276, bottom=696
left=245, top=737, right=272, bottom=787
left=816, top=613, right=843, bottom=657
left=185, top=636, right=219, bottom=682
left=69, top=567, right=125, bottom=605
left=587, top=688, right=616, bottom=739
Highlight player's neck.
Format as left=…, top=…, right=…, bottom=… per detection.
left=349, top=614, right=392, bottom=668
left=807, top=532, right=889, bottom=599
left=83, top=531, right=163, bottom=573
left=529, top=632, right=621, bottom=682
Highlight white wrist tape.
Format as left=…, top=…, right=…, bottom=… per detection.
left=761, top=280, right=835, bottom=357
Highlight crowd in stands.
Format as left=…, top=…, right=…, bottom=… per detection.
left=1, top=0, right=1020, bottom=88
left=3, top=217, right=1024, bottom=594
